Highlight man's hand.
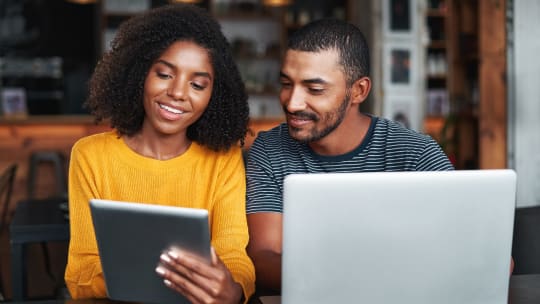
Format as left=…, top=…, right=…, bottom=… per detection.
left=155, top=247, right=243, bottom=304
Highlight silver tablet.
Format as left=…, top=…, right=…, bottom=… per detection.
left=89, top=198, right=211, bottom=304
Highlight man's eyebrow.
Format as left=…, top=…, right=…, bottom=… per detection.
left=279, top=71, right=328, bottom=85
left=302, top=78, right=327, bottom=85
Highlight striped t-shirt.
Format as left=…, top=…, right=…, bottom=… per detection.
left=246, top=116, right=454, bottom=214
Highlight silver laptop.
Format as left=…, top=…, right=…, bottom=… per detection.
left=89, top=199, right=211, bottom=304
left=281, top=170, right=517, bottom=304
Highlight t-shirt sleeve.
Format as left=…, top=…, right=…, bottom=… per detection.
left=416, top=136, right=455, bottom=171
left=246, top=135, right=284, bottom=213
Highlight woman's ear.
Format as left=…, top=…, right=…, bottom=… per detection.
left=350, top=76, right=371, bottom=106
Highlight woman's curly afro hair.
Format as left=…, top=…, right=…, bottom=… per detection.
left=86, top=4, right=249, bottom=151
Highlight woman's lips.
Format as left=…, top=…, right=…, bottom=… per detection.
left=158, top=103, right=185, bottom=120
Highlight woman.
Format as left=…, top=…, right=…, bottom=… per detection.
left=64, top=4, right=254, bottom=303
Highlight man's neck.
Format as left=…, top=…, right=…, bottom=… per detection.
left=308, top=113, right=372, bottom=156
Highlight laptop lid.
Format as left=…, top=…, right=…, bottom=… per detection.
left=282, top=170, right=517, bottom=304
left=89, top=199, right=211, bottom=304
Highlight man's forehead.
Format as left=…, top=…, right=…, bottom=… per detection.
left=281, top=49, right=343, bottom=81
left=284, top=48, right=340, bottom=60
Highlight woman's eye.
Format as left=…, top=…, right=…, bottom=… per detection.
left=191, top=82, right=205, bottom=90
left=157, top=72, right=172, bottom=79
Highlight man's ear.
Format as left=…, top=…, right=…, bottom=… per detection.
left=350, top=77, right=371, bottom=105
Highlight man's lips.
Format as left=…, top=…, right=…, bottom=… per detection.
left=287, top=114, right=316, bottom=127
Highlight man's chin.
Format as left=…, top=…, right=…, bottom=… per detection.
left=287, top=126, right=312, bottom=143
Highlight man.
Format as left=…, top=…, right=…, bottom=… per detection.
left=245, top=19, right=454, bottom=293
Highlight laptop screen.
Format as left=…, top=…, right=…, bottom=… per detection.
left=281, top=170, right=516, bottom=304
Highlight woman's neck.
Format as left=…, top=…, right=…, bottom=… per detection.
left=123, top=130, right=192, bottom=161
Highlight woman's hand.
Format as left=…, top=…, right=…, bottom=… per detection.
left=155, top=247, right=243, bottom=304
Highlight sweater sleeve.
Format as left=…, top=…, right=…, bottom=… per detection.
left=210, top=148, right=256, bottom=301
left=64, top=139, right=107, bottom=299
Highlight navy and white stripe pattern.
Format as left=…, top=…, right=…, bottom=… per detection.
left=246, top=116, right=454, bottom=214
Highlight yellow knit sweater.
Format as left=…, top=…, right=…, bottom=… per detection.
left=64, top=131, right=255, bottom=300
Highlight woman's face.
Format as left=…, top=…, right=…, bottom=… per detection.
left=142, top=40, right=214, bottom=138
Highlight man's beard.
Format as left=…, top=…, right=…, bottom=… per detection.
left=285, top=92, right=350, bottom=144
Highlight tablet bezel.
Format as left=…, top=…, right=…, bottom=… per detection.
left=89, top=198, right=211, bottom=304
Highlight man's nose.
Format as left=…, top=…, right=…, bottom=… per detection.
left=283, top=87, right=307, bottom=113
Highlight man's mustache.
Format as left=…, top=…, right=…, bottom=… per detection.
left=283, top=108, right=319, bottom=121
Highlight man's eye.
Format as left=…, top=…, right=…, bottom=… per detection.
left=308, top=88, right=324, bottom=94
left=280, top=82, right=292, bottom=88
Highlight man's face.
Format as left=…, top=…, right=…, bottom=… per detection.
left=279, top=48, right=350, bottom=143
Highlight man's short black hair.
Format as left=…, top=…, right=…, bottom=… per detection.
left=287, top=18, right=370, bottom=85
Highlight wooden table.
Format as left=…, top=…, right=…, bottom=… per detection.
left=509, top=274, right=540, bottom=304
left=252, top=274, right=540, bottom=304
left=7, top=274, right=540, bottom=303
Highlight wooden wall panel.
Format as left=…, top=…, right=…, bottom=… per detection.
left=0, top=117, right=111, bottom=219
left=478, top=0, right=507, bottom=168
left=0, top=117, right=281, bottom=221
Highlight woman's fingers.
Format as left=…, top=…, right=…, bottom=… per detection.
left=155, top=247, right=241, bottom=303
left=157, top=249, right=224, bottom=298
left=156, top=261, right=215, bottom=304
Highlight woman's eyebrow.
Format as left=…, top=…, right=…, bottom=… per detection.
left=154, top=59, right=213, bottom=80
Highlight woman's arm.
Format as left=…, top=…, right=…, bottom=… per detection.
left=156, top=148, right=255, bottom=303
left=64, top=141, right=107, bottom=299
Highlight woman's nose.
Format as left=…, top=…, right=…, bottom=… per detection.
left=167, top=79, right=187, bottom=100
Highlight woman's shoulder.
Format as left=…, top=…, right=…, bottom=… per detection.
left=190, top=142, right=245, bottom=173
left=73, top=130, right=119, bottom=151
left=192, top=141, right=243, bottom=159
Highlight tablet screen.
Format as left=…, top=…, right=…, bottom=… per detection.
left=89, top=199, right=210, bottom=304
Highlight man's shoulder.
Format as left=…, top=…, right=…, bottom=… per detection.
left=373, top=117, right=433, bottom=143
left=256, top=122, right=288, bottom=138
left=248, top=123, right=309, bottom=168
left=372, top=117, right=453, bottom=170
left=252, top=123, right=297, bottom=148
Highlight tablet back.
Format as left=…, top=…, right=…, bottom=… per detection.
left=89, top=199, right=211, bottom=304
left=281, top=170, right=517, bottom=304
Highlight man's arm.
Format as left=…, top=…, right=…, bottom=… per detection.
left=246, top=212, right=283, bottom=293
